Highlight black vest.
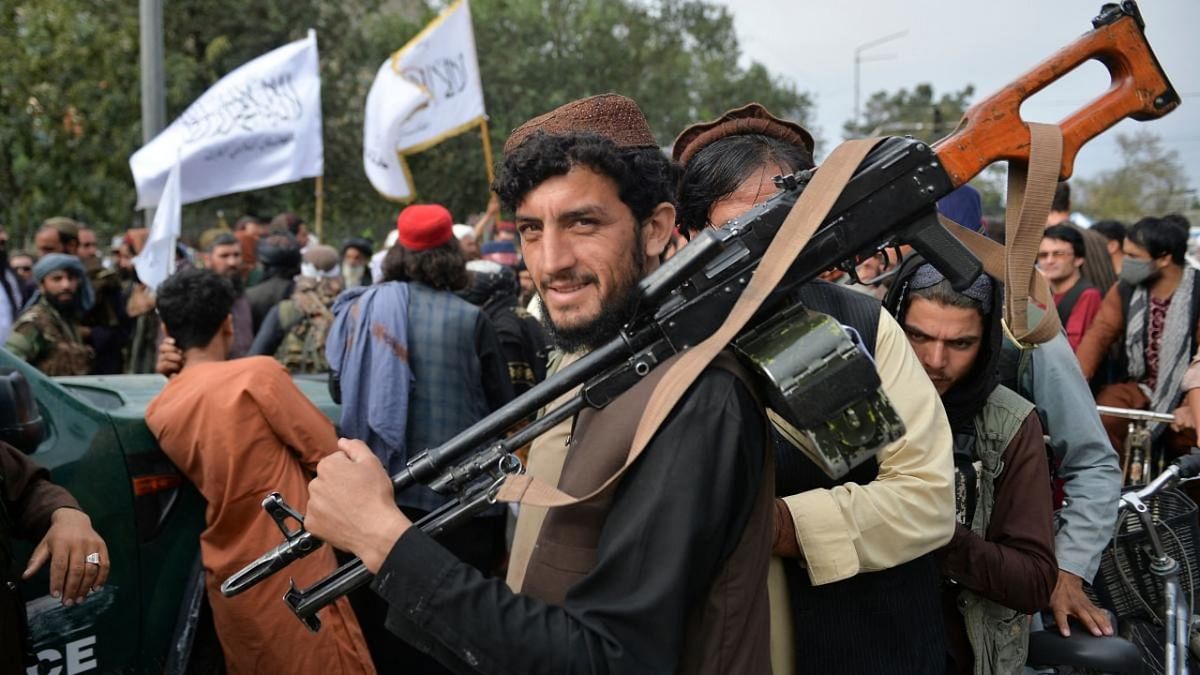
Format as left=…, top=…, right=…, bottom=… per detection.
left=1054, top=277, right=1095, bottom=328
left=776, top=281, right=947, bottom=674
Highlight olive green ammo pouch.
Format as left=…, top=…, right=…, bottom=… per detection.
left=733, top=304, right=905, bottom=479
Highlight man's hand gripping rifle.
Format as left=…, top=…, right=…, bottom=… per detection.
left=222, top=1, right=1178, bottom=632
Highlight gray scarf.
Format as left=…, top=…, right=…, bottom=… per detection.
left=1125, top=265, right=1196, bottom=434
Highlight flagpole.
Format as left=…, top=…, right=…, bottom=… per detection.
left=314, top=175, right=325, bottom=243
left=480, top=117, right=496, bottom=189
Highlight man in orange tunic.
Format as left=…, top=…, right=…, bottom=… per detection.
left=146, top=268, right=374, bottom=675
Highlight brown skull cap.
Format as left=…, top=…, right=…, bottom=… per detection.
left=672, top=102, right=815, bottom=167
left=503, top=93, right=659, bottom=155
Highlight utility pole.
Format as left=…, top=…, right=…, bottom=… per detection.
left=853, top=30, right=907, bottom=132
left=139, top=0, right=166, bottom=227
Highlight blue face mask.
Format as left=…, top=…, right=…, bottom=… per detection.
left=1119, top=257, right=1157, bottom=287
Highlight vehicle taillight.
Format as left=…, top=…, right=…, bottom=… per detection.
left=132, top=473, right=182, bottom=497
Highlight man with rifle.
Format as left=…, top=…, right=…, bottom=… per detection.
left=673, top=103, right=956, bottom=674
left=304, top=94, right=776, bottom=674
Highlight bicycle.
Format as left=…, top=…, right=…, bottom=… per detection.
left=1097, top=405, right=1179, bottom=487
left=1028, top=454, right=1200, bottom=674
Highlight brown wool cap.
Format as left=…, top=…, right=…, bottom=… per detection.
left=672, top=102, right=815, bottom=167
left=503, top=93, right=659, bottom=155
left=302, top=244, right=340, bottom=272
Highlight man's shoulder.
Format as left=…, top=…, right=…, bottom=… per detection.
left=14, top=302, right=51, bottom=326
left=683, top=356, right=763, bottom=414
left=236, top=355, right=290, bottom=378
left=983, top=384, right=1037, bottom=428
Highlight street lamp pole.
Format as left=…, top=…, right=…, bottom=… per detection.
left=853, top=30, right=907, bottom=130
left=139, top=0, right=166, bottom=227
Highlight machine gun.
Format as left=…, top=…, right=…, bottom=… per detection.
left=223, top=1, right=1179, bottom=631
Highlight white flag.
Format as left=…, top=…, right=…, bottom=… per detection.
left=130, top=31, right=323, bottom=209
left=363, top=59, right=431, bottom=200
left=392, top=0, right=486, bottom=155
left=134, top=161, right=182, bottom=292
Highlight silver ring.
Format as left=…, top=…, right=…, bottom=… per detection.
left=84, top=552, right=101, bottom=566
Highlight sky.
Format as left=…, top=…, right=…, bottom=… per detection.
left=715, top=0, right=1200, bottom=192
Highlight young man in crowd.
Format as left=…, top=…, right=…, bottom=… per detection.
left=1040, top=225, right=1102, bottom=350
left=1046, top=182, right=1116, bottom=294
left=305, top=94, right=775, bottom=674
left=145, top=268, right=374, bottom=675
left=1076, top=216, right=1199, bottom=461
left=672, top=102, right=954, bottom=674
left=325, top=203, right=512, bottom=674
left=1091, top=219, right=1126, bottom=275
left=9, top=252, right=34, bottom=287
left=250, top=244, right=342, bottom=373
left=5, top=254, right=93, bottom=376
left=885, top=261, right=1056, bottom=674
left=245, top=231, right=301, bottom=331
left=202, top=232, right=254, bottom=358
left=33, top=218, right=80, bottom=258
left=460, top=259, right=548, bottom=396
left=0, top=226, right=30, bottom=342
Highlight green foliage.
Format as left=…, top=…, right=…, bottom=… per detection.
left=405, top=0, right=813, bottom=226
left=0, top=2, right=143, bottom=246
left=843, top=82, right=974, bottom=141
left=841, top=82, right=1006, bottom=219
left=1, top=0, right=810, bottom=250
left=1074, top=131, right=1194, bottom=221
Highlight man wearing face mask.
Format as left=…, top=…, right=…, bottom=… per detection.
left=1075, top=216, right=1198, bottom=463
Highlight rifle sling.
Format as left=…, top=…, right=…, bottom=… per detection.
left=1001, top=122, right=1065, bottom=345
left=941, top=122, right=1064, bottom=347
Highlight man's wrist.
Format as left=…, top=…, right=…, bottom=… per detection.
left=357, top=510, right=410, bottom=573
left=49, top=507, right=85, bottom=525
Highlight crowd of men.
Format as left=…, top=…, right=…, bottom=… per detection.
left=3, top=91, right=1199, bottom=675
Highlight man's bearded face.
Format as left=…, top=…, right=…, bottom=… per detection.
left=207, top=244, right=244, bottom=292
left=41, top=270, right=80, bottom=314
left=516, top=166, right=649, bottom=352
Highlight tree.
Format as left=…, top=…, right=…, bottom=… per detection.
left=402, top=0, right=813, bottom=223
left=0, top=2, right=143, bottom=244
left=841, top=82, right=1008, bottom=220
left=2, top=0, right=811, bottom=249
left=843, top=83, right=973, bottom=141
left=1074, top=130, right=1194, bottom=221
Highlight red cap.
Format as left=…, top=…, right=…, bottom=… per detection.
left=396, top=204, right=454, bottom=252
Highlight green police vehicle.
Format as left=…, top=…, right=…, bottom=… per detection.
left=1, top=348, right=338, bottom=674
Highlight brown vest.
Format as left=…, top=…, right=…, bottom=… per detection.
left=521, top=352, right=774, bottom=675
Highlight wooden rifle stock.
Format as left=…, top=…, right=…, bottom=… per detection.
left=933, top=2, right=1179, bottom=186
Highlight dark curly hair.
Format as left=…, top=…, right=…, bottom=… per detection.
left=677, top=133, right=815, bottom=235
left=1128, top=216, right=1188, bottom=265
left=156, top=268, right=235, bottom=351
left=493, top=131, right=677, bottom=222
left=381, top=238, right=469, bottom=291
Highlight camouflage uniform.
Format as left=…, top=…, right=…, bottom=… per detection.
left=4, top=297, right=93, bottom=376
left=275, top=276, right=342, bottom=373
